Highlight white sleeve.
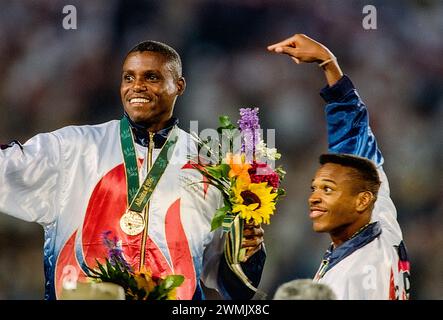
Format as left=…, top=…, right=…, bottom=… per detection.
left=371, top=167, right=402, bottom=240
left=0, top=132, right=62, bottom=225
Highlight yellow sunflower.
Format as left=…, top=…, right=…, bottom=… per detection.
left=231, top=180, right=277, bottom=225
left=133, top=267, right=156, bottom=294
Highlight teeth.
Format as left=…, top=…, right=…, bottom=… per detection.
left=130, top=98, right=150, bottom=103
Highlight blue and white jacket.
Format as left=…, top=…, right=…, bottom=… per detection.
left=314, top=76, right=410, bottom=300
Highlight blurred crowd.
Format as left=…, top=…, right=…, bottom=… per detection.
left=0, top=0, right=442, bottom=299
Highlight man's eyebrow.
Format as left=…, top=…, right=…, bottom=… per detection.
left=144, top=70, right=161, bottom=74
left=322, top=179, right=337, bottom=184
left=311, top=178, right=337, bottom=185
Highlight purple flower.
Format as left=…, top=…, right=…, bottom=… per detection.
left=237, top=108, right=261, bottom=158
left=101, top=231, right=133, bottom=272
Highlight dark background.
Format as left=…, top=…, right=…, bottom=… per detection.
left=0, top=0, right=441, bottom=299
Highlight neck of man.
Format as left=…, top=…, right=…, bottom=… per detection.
left=124, top=113, right=178, bottom=148
left=126, top=113, right=175, bottom=133
left=138, top=119, right=170, bottom=133
left=330, top=215, right=371, bottom=248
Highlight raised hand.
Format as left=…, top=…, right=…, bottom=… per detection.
left=267, top=33, right=343, bottom=86
left=267, top=33, right=334, bottom=64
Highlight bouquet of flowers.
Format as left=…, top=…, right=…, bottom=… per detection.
left=86, top=231, right=184, bottom=300
left=190, top=107, right=285, bottom=291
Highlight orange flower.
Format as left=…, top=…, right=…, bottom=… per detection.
left=225, top=153, right=251, bottom=184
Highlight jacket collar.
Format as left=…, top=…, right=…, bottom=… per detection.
left=322, top=221, right=382, bottom=275
left=123, top=112, right=179, bottom=148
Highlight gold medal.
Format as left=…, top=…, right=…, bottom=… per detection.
left=120, top=210, right=145, bottom=236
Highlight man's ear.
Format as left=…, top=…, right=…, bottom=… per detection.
left=356, top=191, right=374, bottom=213
left=176, top=77, right=186, bottom=96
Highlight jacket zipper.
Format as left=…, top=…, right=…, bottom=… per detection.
left=139, top=132, right=154, bottom=270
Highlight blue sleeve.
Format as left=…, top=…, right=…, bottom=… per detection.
left=320, top=75, right=384, bottom=167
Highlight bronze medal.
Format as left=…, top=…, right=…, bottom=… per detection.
left=120, top=210, right=145, bottom=236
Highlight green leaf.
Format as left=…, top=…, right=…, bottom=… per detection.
left=106, top=259, right=116, bottom=278
left=276, top=187, right=286, bottom=197
left=219, top=164, right=231, bottom=177
left=113, top=260, right=122, bottom=273
left=219, top=115, right=232, bottom=128
left=151, top=275, right=185, bottom=300
left=211, top=206, right=230, bottom=231
left=97, top=259, right=109, bottom=278
left=217, top=116, right=237, bottom=134
left=205, top=164, right=230, bottom=179
left=204, top=166, right=222, bottom=179
left=223, top=198, right=232, bottom=208
left=87, top=263, right=102, bottom=277
left=275, top=166, right=286, bottom=180
left=162, top=275, right=185, bottom=290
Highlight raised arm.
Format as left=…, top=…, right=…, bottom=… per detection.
left=268, top=34, right=400, bottom=235
left=0, top=132, right=62, bottom=225
left=268, top=34, right=401, bottom=239
left=268, top=33, right=382, bottom=165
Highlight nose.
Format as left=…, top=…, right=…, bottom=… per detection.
left=309, top=191, right=321, bottom=206
left=132, top=79, right=147, bottom=92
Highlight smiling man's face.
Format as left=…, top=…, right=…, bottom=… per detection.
left=120, top=51, right=185, bottom=130
left=308, top=163, right=361, bottom=234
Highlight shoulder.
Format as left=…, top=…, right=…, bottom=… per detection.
left=372, top=167, right=404, bottom=239
left=51, top=120, right=120, bottom=142
left=341, top=239, right=387, bottom=271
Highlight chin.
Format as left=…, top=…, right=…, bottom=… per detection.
left=127, top=111, right=153, bottom=124
left=312, top=223, right=328, bottom=233
left=131, top=115, right=149, bottom=124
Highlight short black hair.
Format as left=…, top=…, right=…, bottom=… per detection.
left=125, top=40, right=182, bottom=78
left=319, top=153, right=381, bottom=198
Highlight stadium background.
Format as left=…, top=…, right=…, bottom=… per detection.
left=0, top=0, right=441, bottom=299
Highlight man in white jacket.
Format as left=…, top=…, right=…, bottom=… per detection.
left=268, top=34, right=410, bottom=299
left=0, top=40, right=265, bottom=300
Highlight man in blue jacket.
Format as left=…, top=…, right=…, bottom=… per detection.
left=268, top=34, right=410, bottom=299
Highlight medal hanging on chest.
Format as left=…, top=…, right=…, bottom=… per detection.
left=120, top=210, right=145, bottom=235
left=119, top=117, right=178, bottom=236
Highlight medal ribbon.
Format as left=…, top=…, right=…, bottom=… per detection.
left=120, top=117, right=178, bottom=213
